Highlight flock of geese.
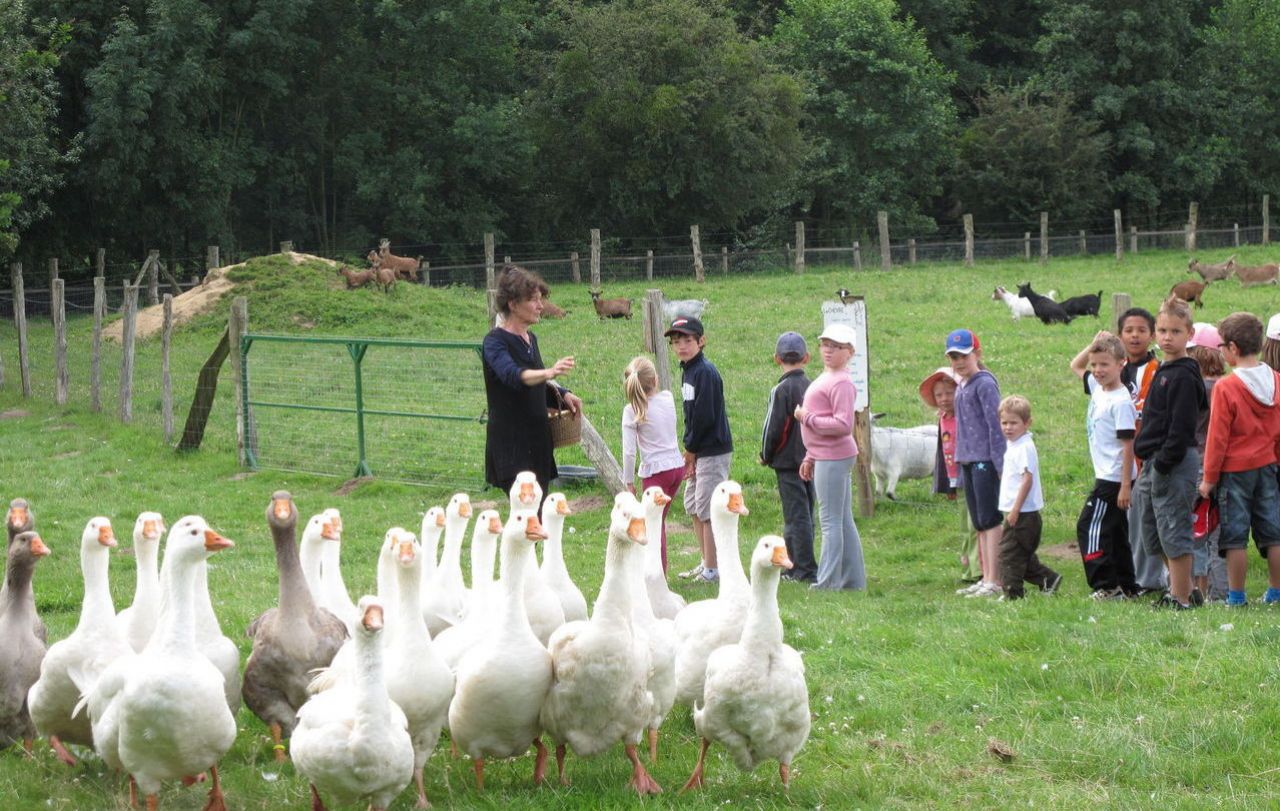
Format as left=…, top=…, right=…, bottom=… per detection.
left=0, top=473, right=810, bottom=810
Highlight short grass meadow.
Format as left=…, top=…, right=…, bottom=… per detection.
left=2, top=245, right=1280, bottom=809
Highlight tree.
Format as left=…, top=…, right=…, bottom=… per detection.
left=524, top=0, right=806, bottom=239
left=770, top=0, right=957, bottom=234
left=950, top=87, right=1111, bottom=227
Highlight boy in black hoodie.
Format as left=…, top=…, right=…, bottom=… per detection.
left=760, top=331, right=816, bottom=583
left=1133, top=297, right=1208, bottom=609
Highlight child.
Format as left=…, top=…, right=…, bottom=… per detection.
left=995, top=395, right=1060, bottom=599
left=621, top=355, right=685, bottom=573
left=947, top=329, right=1005, bottom=598
left=1264, top=313, right=1280, bottom=371
left=1134, top=296, right=1207, bottom=609
left=1068, top=332, right=1139, bottom=599
left=665, top=316, right=733, bottom=584
left=1117, top=306, right=1170, bottom=595
left=795, top=322, right=864, bottom=591
left=919, top=367, right=977, bottom=580
left=760, top=332, right=816, bottom=583
left=1186, top=324, right=1229, bottom=601
left=1197, top=312, right=1280, bottom=607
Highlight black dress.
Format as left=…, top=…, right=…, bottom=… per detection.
left=481, top=326, right=562, bottom=493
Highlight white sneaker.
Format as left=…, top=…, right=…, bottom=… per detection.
left=965, top=582, right=1001, bottom=598
left=678, top=563, right=705, bottom=579
left=955, top=581, right=985, bottom=595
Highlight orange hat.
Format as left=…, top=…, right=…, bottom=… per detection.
left=919, top=367, right=961, bottom=408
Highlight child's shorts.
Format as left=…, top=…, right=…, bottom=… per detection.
left=961, top=461, right=1002, bottom=532
left=1137, top=451, right=1199, bottom=559
left=1216, top=465, right=1280, bottom=557
left=684, top=452, right=732, bottom=522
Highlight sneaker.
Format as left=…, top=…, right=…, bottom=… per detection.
left=1041, top=573, right=1063, bottom=595
left=1089, top=587, right=1125, bottom=601
left=965, top=582, right=1001, bottom=598
left=678, top=563, right=705, bottom=580
left=1225, top=596, right=1248, bottom=608
left=956, top=581, right=986, bottom=595
left=1153, top=593, right=1191, bottom=610
left=694, top=569, right=719, bottom=584
left=1263, top=587, right=1280, bottom=605
left=1189, top=588, right=1205, bottom=607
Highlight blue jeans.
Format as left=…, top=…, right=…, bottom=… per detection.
left=1217, top=465, right=1280, bottom=556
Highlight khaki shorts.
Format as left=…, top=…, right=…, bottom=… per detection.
left=683, top=452, right=733, bottom=521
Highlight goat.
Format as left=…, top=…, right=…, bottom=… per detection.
left=991, top=286, right=1056, bottom=320
left=589, top=290, right=632, bottom=319
left=1188, top=255, right=1236, bottom=283
left=542, top=298, right=567, bottom=318
left=338, top=265, right=377, bottom=289
left=661, top=298, right=708, bottom=322
left=1170, top=279, right=1208, bottom=308
left=1016, top=283, right=1073, bottom=325
left=1060, top=290, right=1102, bottom=318
left=374, top=265, right=397, bottom=294
left=377, top=242, right=422, bottom=281
left=869, top=418, right=937, bottom=500
left=1232, top=261, right=1279, bottom=287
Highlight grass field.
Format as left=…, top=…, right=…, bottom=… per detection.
left=2, top=246, right=1280, bottom=809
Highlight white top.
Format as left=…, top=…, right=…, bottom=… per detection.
left=621, top=390, right=684, bottom=483
left=1085, top=376, right=1138, bottom=482
left=999, top=433, right=1043, bottom=512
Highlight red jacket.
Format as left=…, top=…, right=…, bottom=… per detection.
left=1202, top=368, right=1280, bottom=484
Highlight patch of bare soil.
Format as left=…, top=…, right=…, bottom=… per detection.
left=0, top=409, right=30, bottom=420
left=1041, top=540, right=1079, bottom=559
left=567, top=495, right=607, bottom=513
left=334, top=476, right=374, bottom=496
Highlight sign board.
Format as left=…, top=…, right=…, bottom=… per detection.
left=821, top=298, right=869, bottom=411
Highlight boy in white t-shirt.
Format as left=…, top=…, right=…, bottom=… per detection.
left=996, top=395, right=1061, bottom=600
left=1069, top=332, right=1140, bottom=599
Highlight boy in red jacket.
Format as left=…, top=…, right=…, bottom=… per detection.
left=1198, top=312, right=1280, bottom=606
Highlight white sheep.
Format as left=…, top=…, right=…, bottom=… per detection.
left=869, top=422, right=937, bottom=500
left=661, top=298, right=708, bottom=322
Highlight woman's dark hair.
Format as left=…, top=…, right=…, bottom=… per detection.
left=495, top=264, right=550, bottom=316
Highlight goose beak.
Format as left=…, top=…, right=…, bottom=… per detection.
left=30, top=535, right=49, bottom=557
left=204, top=529, right=234, bottom=552
left=488, top=516, right=502, bottom=534
left=435, top=512, right=446, bottom=528
left=525, top=515, right=547, bottom=541
left=272, top=498, right=292, bottom=520
left=627, top=517, right=647, bottom=543
left=459, top=502, right=472, bottom=518
left=98, top=525, right=117, bottom=548
left=654, top=493, right=671, bottom=507
left=557, top=500, right=572, bottom=516
left=321, top=520, right=340, bottom=541
left=362, top=604, right=384, bottom=631
left=398, top=541, right=415, bottom=564
left=518, top=482, right=537, bottom=505
left=8, top=507, right=28, bottom=527
left=771, top=546, right=794, bottom=569
left=727, top=493, right=749, bottom=515
left=142, top=519, right=161, bottom=540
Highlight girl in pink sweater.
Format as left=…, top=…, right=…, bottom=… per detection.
left=796, top=323, right=866, bottom=590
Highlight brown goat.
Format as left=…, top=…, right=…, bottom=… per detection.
left=377, top=242, right=422, bottom=281
left=542, top=298, right=567, bottom=318
left=1232, top=262, right=1280, bottom=287
left=338, top=265, right=377, bottom=289
left=1170, top=279, right=1208, bottom=309
left=1187, top=255, right=1236, bottom=282
left=374, top=266, right=397, bottom=293
left=589, top=290, right=632, bottom=319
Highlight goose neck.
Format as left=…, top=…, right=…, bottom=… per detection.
left=321, top=543, right=348, bottom=594
left=394, top=562, right=428, bottom=637
left=80, top=543, right=116, bottom=623
left=593, top=533, right=633, bottom=625
left=299, top=537, right=324, bottom=598
left=2, top=557, right=35, bottom=623
left=541, top=515, right=566, bottom=569
left=498, top=537, right=534, bottom=635
left=353, top=629, right=392, bottom=727
left=471, top=539, right=497, bottom=594
left=153, top=557, right=199, bottom=652
left=709, top=513, right=748, bottom=594
left=271, top=523, right=315, bottom=615
left=133, top=541, right=161, bottom=605
left=739, top=567, right=783, bottom=652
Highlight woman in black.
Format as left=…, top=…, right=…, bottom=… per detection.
left=482, top=265, right=582, bottom=496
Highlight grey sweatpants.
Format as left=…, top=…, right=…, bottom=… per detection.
left=814, top=456, right=866, bottom=590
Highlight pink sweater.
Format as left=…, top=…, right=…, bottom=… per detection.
left=800, top=369, right=858, bottom=463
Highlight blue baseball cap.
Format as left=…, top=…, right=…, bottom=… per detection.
left=945, top=329, right=980, bottom=355
left=775, top=331, right=807, bottom=356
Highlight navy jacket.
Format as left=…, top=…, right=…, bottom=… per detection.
left=1133, top=356, right=1206, bottom=474
left=679, top=352, right=733, bottom=457
left=481, top=327, right=564, bottom=490
left=760, top=368, right=810, bottom=470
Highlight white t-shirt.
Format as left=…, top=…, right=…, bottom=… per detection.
left=1084, top=375, right=1138, bottom=482
left=999, top=433, right=1043, bottom=512
left=621, top=390, right=684, bottom=483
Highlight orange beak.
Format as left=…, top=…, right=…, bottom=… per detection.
left=627, top=517, right=647, bottom=543
left=204, top=529, right=234, bottom=552
left=727, top=493, right=749, bottom=515
left=321, top=521, right=340, bottom=541
left=654, top=493, right=671, bottom=507
left=29, top=535, right=49, bottom=557
left=362, top=604, right=384, bottom=631
left=142, top=519, right=160, bottom=539
left=398, top=540, right=416, bottom=564
left=771, top=546, right=794, bottom=570
left=329, top=515, right=343, bottom=533
left=556, top=500, right=571, bottom=516
left=273, top=498, right=292, bottom=520
left=488, top=516, right=502, bottom=534
left=519, top=482, right=536, bottom=505
left=98, top=524, right=117, bottom=548
left=8, top=507, right=28, bottom=527
left=459, top=502, right=473, bottom=518
left=525, top=514, right=547, bottom=541
left=435, top=512, right=446, bottom=528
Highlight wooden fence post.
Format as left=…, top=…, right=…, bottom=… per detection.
left=162, top=294, right=174, bottom=444
left=645, top=250, right=654, bottom=281
left=963, top=214, right=974, bottom=267
left=794, top=221, right=805, bottom=273
left=1114, top=210, right=1124, bottom=260
left=690, top=225, right=704, bottom=283
left=1186, top=202, right=1198, bottom=253
left=721, top=246, right=729, bottom=275
left=52, top=279, right=67, bottom=405
left=91, top=277, right=104, bottom=411
left=206, top=245, right=220, bottom=276
left=421, top=260, right=430, bottom=286
left=119, top=283, right=138, bottom=422
left=591, top=228, right=602, bottom=288
left=96, top=248, right=105, bottom=278
left=279, top=241, right=293, bottom=254
left=147, top=249, right=161, bottom=306
left=569, top=251, right=581, bottom=284
left=11, top=263, right=30, bottom=397
left=1264, top=194, right=1271, bottom=246
left=484, top=233, right=496, bottom=323
left=1078, top=229, right=1087, bottom=254
left=1039, top=212, right=1049, bottom=265
left=877, top=211, right=891, bottom=270
left=854, top=409, right=874, bottom=518
left=908, top=238, right=916, bottom=265
left=853, top=241, right=862, bottom=271
left=643, top=289, right=672, bottom=393
left=1129, top=225, right=1138, bottom=254
left=49, top=257, right=59, bottom=284
left=228, top=296, right=248, bottom=465
left=1024, top=232, right=1031, bottom=261
left=1111, top=293, right=1131, bottom=331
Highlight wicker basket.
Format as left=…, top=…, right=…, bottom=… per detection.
left=548, top=388, right=581, bottom=448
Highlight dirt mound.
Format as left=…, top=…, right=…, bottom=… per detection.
left=103, top=252, right=337, bottom=342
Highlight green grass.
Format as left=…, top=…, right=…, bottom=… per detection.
left=3, top=246, right=1280, bottom=809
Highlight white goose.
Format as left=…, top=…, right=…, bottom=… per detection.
left=431, top=510, right=503, bottom=672
left=635, top=486, right=679, bottom=763
left=194, top=547, right=242, bottom=716
left=292, top=596, right=414, bottom=811
left=416, top=506, right=445, bottom=608
left=422, top=494, right=472, bottom=636
left=684, top=535, right=810, bottom=790
left=85, top=516, right=237, bottom=810
left=448, top=508, right=553, bottom=790
left=540, top=493, right=588, bottom=622
left=117, top=512, right=166, bottom=653
left=376, top=526, right=405, bottom=621
left=507, top=473, right=565, bottom=646
left=28, top=516, right=128, bottom=765
left=673, top=481, right=751, bottom=706
left=298, top=512, right=334, bottom=604
left=642, top=491, right=686, bottom=620
left=540, top=492, right=660, bottom=794
left=318, top=508, right=357, bottom=631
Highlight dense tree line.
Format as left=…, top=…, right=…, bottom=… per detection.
left=1, top=0, right=1276, bottom=271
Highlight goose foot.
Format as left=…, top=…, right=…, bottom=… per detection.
left=472, top=758, right=485, bottom=791
left=49, top=734, right=77, bottom=766
left=145, top=795, right=158, bottom=811
left=310, top=783, right=328, bottom=811
left=680, top=738, right=711, bottom=793
left=648, top=727, right=659, bottom=764
left=270, top=723, right=287, bottom=762
left=532, top=737, right=548, bottom=786
left=201, top=765, right=228, bottom=811
left=450, top=739, right=459, bottom=759
left=414, top=767, right=430, bottom=807
left=625, top=743, right=662, bottom=795
left=129, top=776, right=138, bottom=808
left=22, top=737, right=33, bottom=755
left=555, top=744, right=569, bottom=786
left=779, top=762, right=791, bottom=788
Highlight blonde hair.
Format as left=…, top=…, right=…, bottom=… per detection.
left=1158, top=295, right=1194, bottom=331
left=998, top=394, right=1031, bottom=422
left=1088, top=333, right=1125, bottom=361
left=623, top=356, right=658, bottom=423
